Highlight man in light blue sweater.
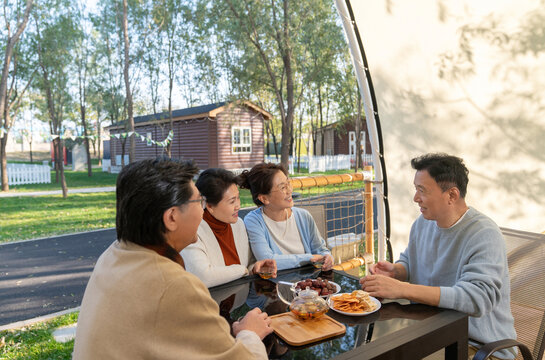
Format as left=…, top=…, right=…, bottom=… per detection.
left=360, top=153, right=516, bottom=359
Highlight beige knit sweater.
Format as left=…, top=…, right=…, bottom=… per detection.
left=73, top=241, right=266, bottom=360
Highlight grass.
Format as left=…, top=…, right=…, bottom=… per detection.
left=0, top=312, right=78, bottom=360
left=0, top=193, right=116, bottom=243
left=0, top=167, right=366, bottom=244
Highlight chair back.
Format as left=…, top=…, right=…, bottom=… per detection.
left=298, top=204, right=327, bottom=239
left=502, top=228, right=545, bottom=360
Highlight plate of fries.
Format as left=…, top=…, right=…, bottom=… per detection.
left=328, top=290, right=381, bottom=316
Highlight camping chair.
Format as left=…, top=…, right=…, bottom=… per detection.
left=474, top=228, right=545, bottom=360
left=297, top=204, right=327, bottom=239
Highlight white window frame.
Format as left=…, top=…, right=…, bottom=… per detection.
left=231, top=126, right=252, bottom=154
left=146, top=132, right=152, bottom=146
left=349, top=131, right=365, bottom=156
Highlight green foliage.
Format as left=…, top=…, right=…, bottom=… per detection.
left=0, top=312, right=79, bottom=360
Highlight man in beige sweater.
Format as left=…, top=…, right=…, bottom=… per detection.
left=73, top=158, right=272, bottom=359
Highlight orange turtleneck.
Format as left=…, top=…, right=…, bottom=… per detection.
left=203, top=209, right=241, bottom=266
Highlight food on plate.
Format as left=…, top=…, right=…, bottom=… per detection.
left=294, top=277, right=336, bottom=296
left=331, top=290, right=377, bottom=313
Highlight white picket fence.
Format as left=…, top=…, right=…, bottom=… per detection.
left=264, top=154, right=373, bottom=174
left=6, top=163, right=51, bottom=185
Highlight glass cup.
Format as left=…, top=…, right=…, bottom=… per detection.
left=258, top=265, right=275, bottom=279
left=312, top=259, right=324, bottom=269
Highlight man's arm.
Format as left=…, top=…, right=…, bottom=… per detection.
left=361, top=273, right=440, bottom=306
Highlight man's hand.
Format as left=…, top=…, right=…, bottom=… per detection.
left=360, top=274, right=406, bottom=299
left=368, top=261, right=396, bottom=277
left=232, top=308, right=273, bottom=340
left=360, top=274, right=441, bottom=306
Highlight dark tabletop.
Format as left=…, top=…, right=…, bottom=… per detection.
left=208, top=266, right=468, bottom=360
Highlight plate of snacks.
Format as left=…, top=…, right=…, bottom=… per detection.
left=329, top=290, right=381, bottom=316
left=292, top=278, right=341, bottom=297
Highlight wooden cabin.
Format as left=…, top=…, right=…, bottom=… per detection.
left=107, top=101, right=272, bottom=171
left=314, top=120, right=372, bottom=157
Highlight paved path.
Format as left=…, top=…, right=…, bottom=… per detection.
left=0, top=186, right=115, bottom=198
left=0, top=208, right=255, bottom=327
left=0, top=229, right=116, bottom=326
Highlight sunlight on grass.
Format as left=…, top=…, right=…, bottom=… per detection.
left=0, top=193, right=116, bottom=243
left=0, top=312, right=78, bottom=359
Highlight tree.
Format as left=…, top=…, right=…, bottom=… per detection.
left=73, top=2, right=93, bottom=176
left=0, top=0, right=33, bottom=191
left=90, top=0, right=127, bottom=166
left=122, top=0, right=135, bottom=163
left=201, top=0, right=345, bottom=168
left=32, top=1, right=78, bottom=198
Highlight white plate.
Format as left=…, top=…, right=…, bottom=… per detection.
left=292, top=280, right=341, bottom=298
left=328, top=293, right=381, bottom=316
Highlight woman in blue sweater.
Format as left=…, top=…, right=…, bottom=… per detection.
left=238, top=163, right=333, bottom=271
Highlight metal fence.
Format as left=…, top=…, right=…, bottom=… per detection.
left=264, top=154, right=373, bottom=174
left=6, top=163, right=51, bottom=185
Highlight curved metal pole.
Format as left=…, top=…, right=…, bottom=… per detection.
left=334, top=0, right=392, bottom=262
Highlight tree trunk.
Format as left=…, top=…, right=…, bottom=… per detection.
left=265, top=120, right=270, bottom=157
left=0, top=0, right=33, bottom=191
left=0, top=0, right=33, bottom=129
left=297, top=113, right=303, bottom=173
left=55, top=138, right=68, bottom=198
left=122, top=0, right=135, bottom=163
left=1, top=134, right=8, bottom=191
left=269, top=120, right=279, bottom=160
left=81, top=105, right=92, bottom=176
left=54, top=139, right=59, bottom=183
left=317, top=86, right=324, bottom=155
left=280, top=0, right=294, bottom=170
left=355, top=92, right=362, bottom=171
left=120, top=137, right=127, bottom=167
left=97, top=122, right=102, bottom=167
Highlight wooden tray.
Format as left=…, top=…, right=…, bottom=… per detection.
left=270, top=312, right=346, bottom=346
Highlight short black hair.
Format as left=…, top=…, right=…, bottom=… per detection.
left=237, top=163, right=288, bottom=206
left=195, top=168, right=237, bottom=206
left=411, top=153, right=469, bottom=198
left=116, top=157, right=199, bottom=246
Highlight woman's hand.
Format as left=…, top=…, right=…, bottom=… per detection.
left=252, top=259, right=277, bottom=278
left=232, top=308, right=273, bottom=339
left=311, top=254, right=334, bottom=271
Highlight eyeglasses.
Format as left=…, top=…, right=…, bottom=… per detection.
left=186, top=195, right=206, bottom=209
left=270, top=181, right=293, bottom=194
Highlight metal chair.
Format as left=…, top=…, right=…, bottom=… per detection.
left=474, top=228, right=545, bottom=360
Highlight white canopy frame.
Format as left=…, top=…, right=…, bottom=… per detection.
left=335, top=0, right=391, bottom=262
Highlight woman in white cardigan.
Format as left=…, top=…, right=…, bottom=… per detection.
left=181, top=168, right=276, bottom=287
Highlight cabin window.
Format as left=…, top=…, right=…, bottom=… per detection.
left=146, top=132, right=152, bottom=146
left=349, top=131, right=365, bottom=156
left=232, top=126, right=252, bottom=153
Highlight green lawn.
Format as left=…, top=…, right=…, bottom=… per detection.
left=0, top=312, right=78, bottom=360
left=0, top=193, right=116, bottom=243
left=0, top=168, right=366, bottom=244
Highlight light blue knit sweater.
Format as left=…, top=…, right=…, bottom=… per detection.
left=397, top=207, right=516, bottom=359
left=244, top=207, right=330, bottom=270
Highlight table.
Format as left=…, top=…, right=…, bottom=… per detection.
left=209, top=266, right=468, bottom=360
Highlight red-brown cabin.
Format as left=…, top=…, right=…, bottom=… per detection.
left=107, top=101, right=272, bottom=171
